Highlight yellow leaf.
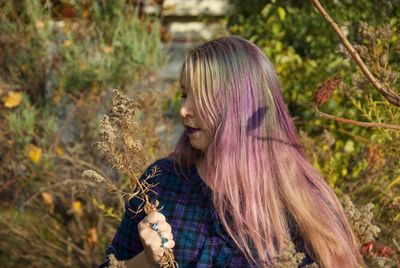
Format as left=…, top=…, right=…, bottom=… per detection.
left=102, top=46, right=113, bottom=54
left=72, top=201, right=83, bottom=218
left=41, top=192, right=53, bottom=206
left=388, top=176, right=400, bottom=189
left=63, top=40, right=72, bottom=47
left=41, top=191, right=54, bottom=213
left=55, top=146, right=64, bottom=156
left=28, top=145, right=42, bottom=164
left=394, top=213, right=400, bottom=222
left=2, top=91, right=23, bottom=108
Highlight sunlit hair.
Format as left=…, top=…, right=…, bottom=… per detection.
left=170, top=36, right=364, bottom=267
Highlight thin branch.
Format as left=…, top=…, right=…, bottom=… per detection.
left=311, top=0, right=400, bottom=107
left=315, top=106, right=400, bottom=131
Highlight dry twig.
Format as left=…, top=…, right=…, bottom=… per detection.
left=82, top=89, right=177, bottom=268
left=313, top=77, right=400, bottom=131
left=311, top=0, right=400, bottom=107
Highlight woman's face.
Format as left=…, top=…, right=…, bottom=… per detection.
left=179, top=78, right=211, bottom=153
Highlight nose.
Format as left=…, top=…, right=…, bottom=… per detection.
left=179, top=97, right=194, bottom=119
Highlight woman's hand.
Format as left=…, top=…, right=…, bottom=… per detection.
left=138, top=211, right=175, bottom=265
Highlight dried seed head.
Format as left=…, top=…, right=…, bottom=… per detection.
left=313, top=76, right=341, bottom=107
left=272, top=239, right=307, bottom=268
left=82, top=170, right=106, bottom=183
left=353, top=73, right=369, bottom=91
left=376, top=24, right=391, bottom=42
left=342, top=196, right=380, bottom=245
left=367, top=256, right=397, bottom=267
left=353, top=44, right=369, bottom=59
left=359, top=21, right=374, bottom=40
left=123, top=134, right=143, bottom=152
left=95, top=141, right=111, bottom=156
left=108, top=253, right=126, bottom=268
left=99, top=115, right=116, bottom=144
left=110, top=89, right=137, bottom=124
left=321, top=129, right=335, bottom=147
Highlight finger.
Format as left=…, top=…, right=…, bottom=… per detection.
left=151, top=240, right=174, bottom=255
left=158, top=231, right=173, bottom=241
left=138, top=218, right=147, bottom=231
left=157, top=221, right=172, bottom=233
left=146, top=211, right=166, bottom=223
left=139, top=228, right=157, bottom=247
left=138, top=216, right=153, bottom=231
left=149, top=238, right=175, bottom=262
left=162, top=238, right=175, bottom=249
left=168, top=239, right=175, bottom=249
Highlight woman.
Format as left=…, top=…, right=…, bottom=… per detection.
left=103, top=36, right=364, bottom=267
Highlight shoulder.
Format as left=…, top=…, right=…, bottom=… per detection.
left=142, top=157, right=187, bottom=181
left=147, top=157, right=176, bottom=173
left=139, top=156, right=194, bottom=193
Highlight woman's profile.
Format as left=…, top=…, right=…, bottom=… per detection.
left=102, top=36, right=364, bottom=267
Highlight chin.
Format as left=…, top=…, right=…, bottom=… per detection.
left=190, top=143, right=205, bottom=153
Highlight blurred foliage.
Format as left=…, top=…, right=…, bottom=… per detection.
left=0, top=0, right=165, bottom=102
left=0, top=0, right=172, bottom=267
left=228, top=0, right=400, bottom=263
left=228, top=0, right=399, bottom=126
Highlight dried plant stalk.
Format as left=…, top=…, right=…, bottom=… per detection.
left=82, top=89, right=177, bottom=267
left=313, top=77, right=400, bottom=131
left=313, top=76, right=341, bottom=107
left=311, top=0, right=400, bottom=107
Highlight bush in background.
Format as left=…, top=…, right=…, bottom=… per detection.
left=0, top=0, right=172, bottom=266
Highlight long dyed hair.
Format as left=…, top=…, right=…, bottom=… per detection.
left=170, top=36, right=364, bottom=267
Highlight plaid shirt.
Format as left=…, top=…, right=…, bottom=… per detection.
left=100, top=157, right=316, bottom=267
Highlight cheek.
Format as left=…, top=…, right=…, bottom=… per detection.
left=200, top=131, right=211, bottom=148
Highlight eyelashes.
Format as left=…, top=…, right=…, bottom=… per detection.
left=179, top=93, right=187, bottom=99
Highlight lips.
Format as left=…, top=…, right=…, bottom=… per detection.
left=185, top=125, right=200, bottom=134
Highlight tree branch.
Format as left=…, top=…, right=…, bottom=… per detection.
left=311, top=0, right=400, bottom=107
left=315, top=106, right=400, bottom=131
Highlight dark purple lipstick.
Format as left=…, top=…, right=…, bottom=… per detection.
left=185, top=126, right=200, bottom=134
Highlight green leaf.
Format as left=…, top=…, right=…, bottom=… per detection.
left=277, top=7, right=286, bottom=21
left=261, top=4, right=272, bottom=18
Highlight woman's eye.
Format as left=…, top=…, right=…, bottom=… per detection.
left=179, top=93, right=187, bottom=99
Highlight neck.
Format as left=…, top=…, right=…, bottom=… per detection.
left=195, top=158, right=207, bottom=181
left=195, top=157, right=205, bottom=172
